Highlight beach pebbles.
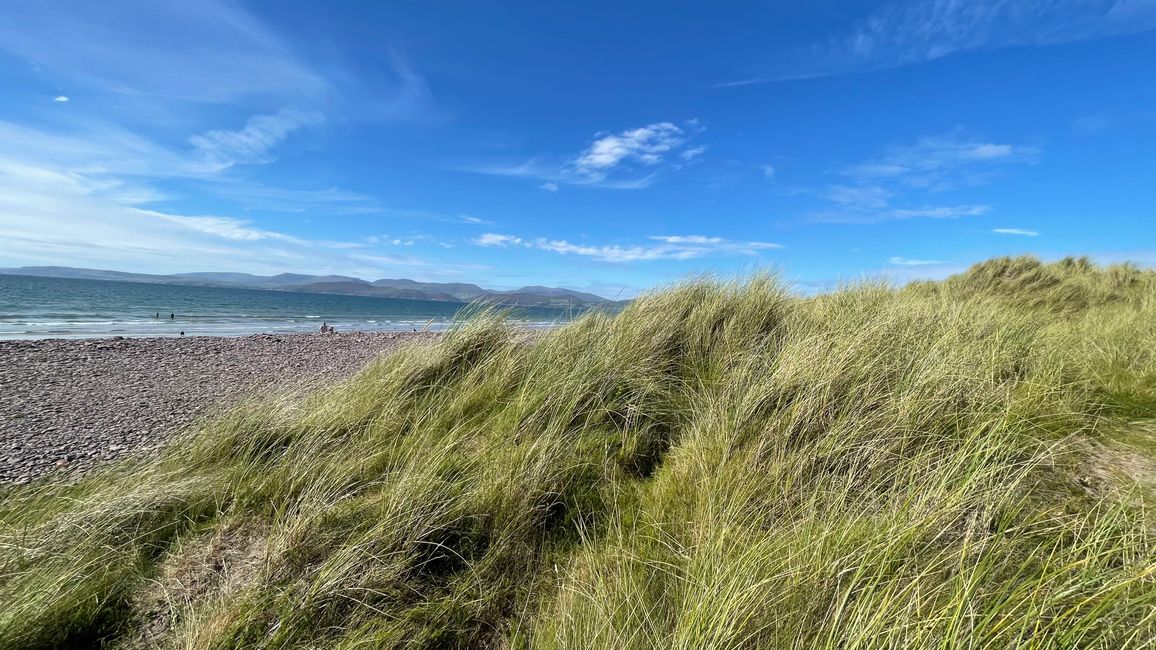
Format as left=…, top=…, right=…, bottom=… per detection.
left=0, top=331, right=437, bottom=483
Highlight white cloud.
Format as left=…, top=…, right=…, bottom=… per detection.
left=474, top=233, right=525, bottom=247
left=152, top=214, right=307, bottom=244
left=576, top=122, right=684, bottom=171
left=0, top=168, right=347, bottom=274
left=993, top=227, right=1040, bottom=237
left=473, top=232, right=782, bottom=263
left=453, top=215, right=492, bottom=225
left=760, top=164, right=776, bottom=180
left=840, top=0, right=1156, bottom=69
left=535, top=240, right=683, bottom=262
left=189, top=108, right=322, bottom=171
left=0, top=173, right=473, bottom=279
left=0, top=3, right=461, bottom=280
left=889, top=256, right=944, bottom=266
left=680, top=145, right=707, bottom=161
left=461, top=120, right=703, bottom=190
left=888, top=205, right=991, bottom=219
left=0, top=129, right=471, bottom=279
left=650, top=235, right=724, bottom=245
left=0, top=118, right=186, bottom=178
left=723, top=0, right=1156, bottom=85
left=0, top=117, right=373, bottom=217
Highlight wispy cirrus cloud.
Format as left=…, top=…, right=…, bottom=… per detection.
left=474, top=232, right=781, bottom=262
left=0, top=158, right=480, bottom=279
left=0, top=0, right=433, bottom=211
left=993, top=227, right=1040, bottom=236
left=0, top=0, right=328, bottom=103
left=0, top=112, right=455, bottom=279
left=842, top=133, right=1040, bottom=190
left=149, top=214, right=342, bottom=247
left=189, top=109, right=323, bottom=172
left=721, top=0, right=1156, bottom=85
left=0, top=116, right=373, bottom=217
left=0, top=1, right=489, bottom=282
left=807, top=131, right=1036, bottom=223
left=456, top=215, right=492, bottom=225
left=191, top=182, right=379, bottom=214
left=0, top=181, right=355, bottom=275
left=459, top=120, right=704, bottom=190
left=813, top=204, right=992, bottom=224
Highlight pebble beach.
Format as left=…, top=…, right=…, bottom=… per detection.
left=0, top=331, right=438, bottom=483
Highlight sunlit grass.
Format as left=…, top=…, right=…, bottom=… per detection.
left=2, top=257, right=1155, bottom=648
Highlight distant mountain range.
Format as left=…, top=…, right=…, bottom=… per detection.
left=0, top=266, right=618, bottom=308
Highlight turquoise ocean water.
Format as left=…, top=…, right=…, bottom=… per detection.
left=0, top=275, right=573, bottom=340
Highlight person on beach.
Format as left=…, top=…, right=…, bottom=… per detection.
left=170, top=313, right=174, bottom=320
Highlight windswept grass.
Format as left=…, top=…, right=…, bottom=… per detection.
left=911, top=255, right=1156, bottom=312
left=2, top=257, right=1155, bottom=648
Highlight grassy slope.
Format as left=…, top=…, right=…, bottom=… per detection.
left=1, top=256, right=1154, bottom=649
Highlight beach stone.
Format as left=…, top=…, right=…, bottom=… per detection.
left=0, top=331, right=440, bottom=482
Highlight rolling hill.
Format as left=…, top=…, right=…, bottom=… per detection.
left=0, top=266, right=613, bottom=307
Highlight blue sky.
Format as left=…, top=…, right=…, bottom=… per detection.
left=1, top=0, right=1154, bottom=297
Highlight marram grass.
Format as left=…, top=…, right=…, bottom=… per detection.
left=2, top=256, right=1155, bottom=649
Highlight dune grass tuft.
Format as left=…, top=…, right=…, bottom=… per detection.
left=2, top=258, right=1155, bottom=648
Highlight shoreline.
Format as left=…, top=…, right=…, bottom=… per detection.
left=0, top=321, right=559, bottom=341
left=0, top=331, right=439, bottom=483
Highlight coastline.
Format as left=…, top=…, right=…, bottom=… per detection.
left=0, top=273, right=576, bottom=340
left=0, top=331, right=439, bottom=483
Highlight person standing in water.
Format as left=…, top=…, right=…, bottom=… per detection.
left=170, top=313, right=174, bottom=320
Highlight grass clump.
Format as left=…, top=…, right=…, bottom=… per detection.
left=2, top=258, right=1155, bottom=648
left=911, top=255, right=1156, bottom=312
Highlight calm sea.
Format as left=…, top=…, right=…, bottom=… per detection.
left=0, top=275, right=573, bottom=340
